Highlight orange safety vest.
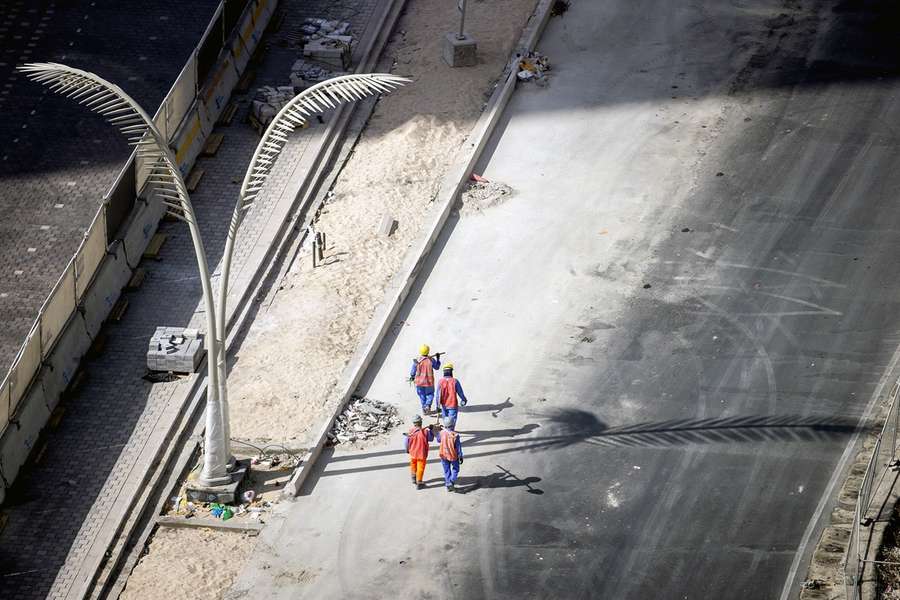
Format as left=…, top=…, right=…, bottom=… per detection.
left=414, top=357, right=434, bottom=387
left=439, top=430, right=459, bottom=461
left=407, top=426, right=429, bottom=459
left=439, top=377, right=458, bottom=408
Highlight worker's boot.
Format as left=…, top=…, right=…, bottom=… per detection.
left=411, top=473, right=417, bottom=486
left=417, top=481, right=425, bottom=490
left=446, top=484, right=454, bottom=493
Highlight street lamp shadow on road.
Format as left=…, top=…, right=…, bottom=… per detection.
left=297, top=410, right=860, bottom=496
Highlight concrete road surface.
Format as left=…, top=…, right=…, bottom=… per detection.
left=229, top=0, right=900, bottom=598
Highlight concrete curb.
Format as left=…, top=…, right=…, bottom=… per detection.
left=282, top=0, right=556, bottom=498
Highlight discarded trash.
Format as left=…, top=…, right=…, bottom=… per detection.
left=460, top=180, right=514, bottom=216
left=221, top=507, right=234, bottom=521
left=517, top=52, right=551, bottom=83
left=470, top=173, right=490, bottom=183
left=328, top=397, right=402, bottom=445
left=242, top=490, right=256, bottom=504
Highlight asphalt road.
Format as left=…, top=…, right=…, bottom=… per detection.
left=229, top=0, right=900, bottom=598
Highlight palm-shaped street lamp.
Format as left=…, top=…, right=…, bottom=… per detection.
left=21, top=63, right=409, bottom=491
left=215, top=73, right=408, bottom=450
left=19, top=62, right=232, bottom=486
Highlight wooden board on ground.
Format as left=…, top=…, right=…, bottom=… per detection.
left=186, top=168, right=204, bottom=192
left=126, top=267, right=146, bottom=290
left=202, top=132, right=225, bottom=156
left=110, top=297, right=129, bottom=322
left=236, top=68, right=256, bottom=93
left=156, top=515, right=263, bottom=534
left=218, top=101, right=239, bottom=126
left=142, top=233, right=167, bottom=260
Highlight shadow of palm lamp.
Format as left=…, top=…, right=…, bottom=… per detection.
left=214, top=73, right=409, bottom=465
left=17, top=62, right=235, bottom=491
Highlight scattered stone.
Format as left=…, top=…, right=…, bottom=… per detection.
left=643, top=283, right=651, bottom=289
left=328, top=397, right=402, bottom=445
left=460, top=180, right=514, bottom=216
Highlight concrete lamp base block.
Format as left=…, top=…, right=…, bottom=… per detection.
left=442, top=33, right=477, bottom=67
left=185, top=459, right=250, bottom=505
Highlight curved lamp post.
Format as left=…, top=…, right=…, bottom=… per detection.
left=214, top=74, right=408, bottom=449
left=21, top=63, right=409, bottom=489
left=18, top=63, right=230, bottom=486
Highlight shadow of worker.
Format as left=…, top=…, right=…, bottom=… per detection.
left=454, top=464, right=544, bottom=495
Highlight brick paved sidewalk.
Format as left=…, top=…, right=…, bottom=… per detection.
left=0, top=0, right=384, bottom=598
left=0, top=0, right=219, bottom=375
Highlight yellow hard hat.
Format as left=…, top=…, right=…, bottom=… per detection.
left=419, top=344, right=430, bottom=356
left=443, top=363, right=454, bottom=371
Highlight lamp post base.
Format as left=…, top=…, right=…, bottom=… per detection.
left=442, top=32, right=477, bottom=67
left=186, top=459, right=250, bottom=504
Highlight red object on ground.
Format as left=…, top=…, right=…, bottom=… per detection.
left=470, top=173, right=489, bottom=183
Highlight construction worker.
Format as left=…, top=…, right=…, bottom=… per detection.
left=437, top=363, right=467, bottom=425
left=436, top=416, right=464, bottom=492
left=408, top=344, right=441, bottom=415
left=404, top=414, right=434, bottom=490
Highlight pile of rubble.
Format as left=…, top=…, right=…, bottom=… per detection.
left=250, top=85, right=296, bottom=127
left=460, top=176, right=515, bottom=216
left=298, top=18, right=351, bottom=43
left=517, top=51, right=551, bottom=83
left=290, top=58, right=344, bottom=90
left=299, top=18, right=352, bottom=70
left=328, top=397, right=402, bottom=445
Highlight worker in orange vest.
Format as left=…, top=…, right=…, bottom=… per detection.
left=436, top=416, right=464, bottom=492
left=404, top=414, right=434, bottom=490
left=408, top=344, right=442, bottom=415
left=437, top=363, right=468, bottom=426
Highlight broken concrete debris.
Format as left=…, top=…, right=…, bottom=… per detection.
left=290, top=59, right=344, bottom=90
left=300, top=18, right=353, bottom=70
left=517, top=51, right=551, bottom=83
left=460, top=179, right=515, bottom=216
left=328, top=397, right=402, bottom=445
left=250, top=85, right=297, bottom=127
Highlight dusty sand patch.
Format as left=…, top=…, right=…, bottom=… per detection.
left=119, top=528, right=256, bottom=600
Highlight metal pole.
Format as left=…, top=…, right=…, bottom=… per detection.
left=458, top=0, right=466, bottom=40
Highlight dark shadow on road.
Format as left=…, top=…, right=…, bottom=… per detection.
left=301, top=411, right=861, bottom=491
left=455, top=465, right=544, bottom=495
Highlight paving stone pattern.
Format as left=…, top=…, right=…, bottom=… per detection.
left=0, top=0, right=220, bottom=376
left=0, top=0, right=382, bottom=597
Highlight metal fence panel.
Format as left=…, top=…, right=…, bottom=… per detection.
left=105, top=157, right=137, bottom=239
left=74, top=207, right=108, bottom=300
left=9, top=322, right=40, bottom=413
left=0, top=376, right=9, bottom=428
left=162, top=54, right=199, bottom=140
left=39, top=260, right=76, bottom=354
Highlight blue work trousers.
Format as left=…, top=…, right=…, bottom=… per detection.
left=416, top=386, right=435, bottom=412
left=441, top=458, right=460, bottom=487
left=440, top=406, right=458, bottom=425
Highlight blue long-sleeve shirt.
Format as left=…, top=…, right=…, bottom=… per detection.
left=409, top=356, right=441, bottom=383
left=436, top=377, right=467, bottom=406
left=435, top=429, right=463, bottom=459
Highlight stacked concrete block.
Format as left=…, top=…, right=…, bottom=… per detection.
left=146, top=326, right=204, bottom=373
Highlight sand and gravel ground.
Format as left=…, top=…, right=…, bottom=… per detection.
left=120, top=1, right=537, bottom=598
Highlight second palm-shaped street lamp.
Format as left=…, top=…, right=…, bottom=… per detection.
left=20, top=62, right=407, bottom=494
left=215, top=74, right=409, bottom=451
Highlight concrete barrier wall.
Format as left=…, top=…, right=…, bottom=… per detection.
left=0, top=0, right=276, bottom=505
